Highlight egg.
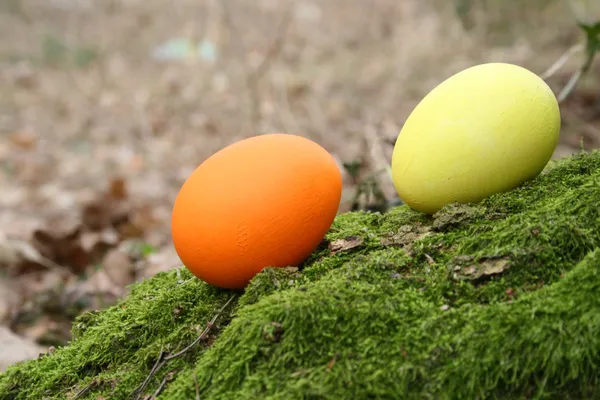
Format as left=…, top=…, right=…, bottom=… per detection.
left=391, top=62, right=561, bottom=214
left=171, top=133, right=342, bottom=289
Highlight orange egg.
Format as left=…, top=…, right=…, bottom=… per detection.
left=171, top=133, right=342, bottom=289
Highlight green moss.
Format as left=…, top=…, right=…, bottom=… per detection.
left=2, top=151, right=600, bottom=399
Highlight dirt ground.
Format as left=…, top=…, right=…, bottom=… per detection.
left=1, top=0, right=599, bottom=369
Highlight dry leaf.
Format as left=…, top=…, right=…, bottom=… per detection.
left=381, top=225, right=432, bottom=247
left=32, top=227, right=89, bottom=274
left=82, top=178, right=132, bottom=231
left=117, top=204, right=159, bottom=240
left=452, top=257, right=511, bottom=282
left=329, top=236, right=364, bottom=254
left=109, top=177, right=128, bottom=201
left=0, top=232, right=69, bottom=277
left=82, top=199, right=130, bottom=231
left=80, top=229, right=119, bottom=262
left=432, top=204, right=479, bottom=232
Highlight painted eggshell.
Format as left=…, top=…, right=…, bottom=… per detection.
left=391, top=62, right=561, bottom=214
left=171, top=133, right=342, bottom=289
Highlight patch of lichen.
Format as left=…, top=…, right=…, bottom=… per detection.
left=1, top=150, right=599, bottom=399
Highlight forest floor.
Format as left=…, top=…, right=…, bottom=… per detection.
left=1, top=0, right=600, bottom=369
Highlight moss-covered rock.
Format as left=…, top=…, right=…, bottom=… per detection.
left=2, top=151, right=600, bottom=399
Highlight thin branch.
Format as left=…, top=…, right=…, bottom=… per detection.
left=131, top=348, right=167, bottom=399
left=73, top=379, right=98, bottom=399
left=150, top=373, right=171, bottom=399
left=557, top=44, right=597, bottom=103
left=558, top=68, right=585, bottom=103
left=194, top=373, right=200, bottom=400
left=165, top=294, right=236, bottom=360
left=542, top=18, right=599, bottom=104
left=131, top=294, right=237, bottom=400
left=540, top=43, right=583, bottom=80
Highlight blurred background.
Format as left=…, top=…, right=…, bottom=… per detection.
left=1, top=0, right=599, bottom=369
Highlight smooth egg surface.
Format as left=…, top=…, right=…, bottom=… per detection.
left=171, top=133, right=342, bottom=289
left=391, top=62, right=561, bottom=214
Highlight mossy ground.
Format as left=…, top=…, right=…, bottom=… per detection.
left=2, top=151, right=600, bottom=399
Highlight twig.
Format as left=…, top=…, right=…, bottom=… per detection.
left=193, top=373, right=200, bottom=400
left=73, top=379, right=98, bottom=399
left=150, top=373, right=171, bottom=399
left=540, top=43, right=583, bottom=80
left=131, top=349, right=167, bottom=399
left=542, top=22, right=599, bottom=103
left=131, top=294, right=237, bottom=400
left=165, top=294, right=236, bottom=360
left=557, top=46, right=596, bottom=103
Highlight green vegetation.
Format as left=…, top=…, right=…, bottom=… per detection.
left=1, top=150, right=600, bottom=399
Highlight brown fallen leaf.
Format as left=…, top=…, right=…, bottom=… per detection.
left=109, top=177, right=128, bottom=201
left=432, top=204, right=479, bottom=232
left=81, top=228, right=120, bottom=250
left=0, top=231, right=72, bottom=278
left=32, top=227, right=90, bottom=275
left=452, top=257, right=510, bottom=283
left=80, top=228, right=120, bottom=262
left=381, top=224, right=432, bottom=247
left=329, top=236, right=364, bottom=254
left=82, top=178, right=132, bottom=231
left=82, top=199, right=130, bottom=231
left=117, top=204, right=159, bottom=240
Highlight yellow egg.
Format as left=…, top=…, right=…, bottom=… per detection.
left=391, top=63, right=561, bottom=214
